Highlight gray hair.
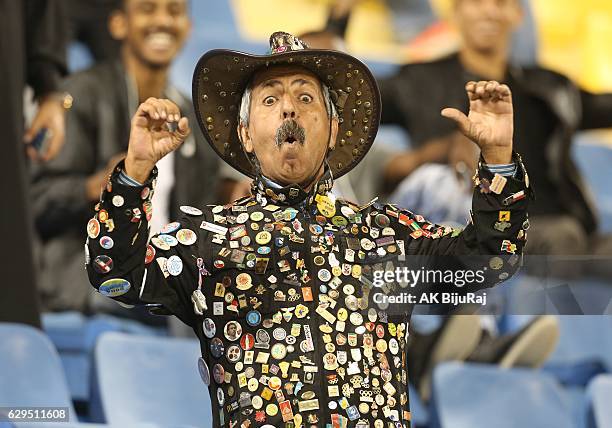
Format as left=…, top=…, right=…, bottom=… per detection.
left=239, top=81, right=338, bottom=127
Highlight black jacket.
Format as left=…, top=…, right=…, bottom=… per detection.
left=379, top=54, right=612, bottom=235
left=86, top=154, right=530, bottom=427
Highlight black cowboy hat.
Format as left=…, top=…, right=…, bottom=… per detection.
left=192, top=31, right=381, bottom=180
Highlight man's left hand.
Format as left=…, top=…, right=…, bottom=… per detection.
left=441, top=80, right=513, bottom=164
left=24, top=95, right=67, bottom=162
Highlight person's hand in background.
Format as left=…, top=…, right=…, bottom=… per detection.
left=24, top=94, right=68, bottom=161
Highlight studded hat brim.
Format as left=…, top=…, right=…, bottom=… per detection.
left=192, top=48, right=381, bottom=180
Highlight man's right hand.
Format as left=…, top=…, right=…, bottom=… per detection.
left=125, top=98, right=191, bottom=183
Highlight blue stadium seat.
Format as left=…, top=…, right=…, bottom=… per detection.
left=547, top=316, right=612, bottom=373
left=409, top=383, right=429, bottom=427
left=586, top=374, right=612, bottom=428
left=573, top=137, right=612, bottom=233
left=90, top=332, right=210, bottom=426
left=430, top=362, right=573, bottom=428
left=42, top=312, right=166, bottom=404
left=0, top=323, right=77, bottom=421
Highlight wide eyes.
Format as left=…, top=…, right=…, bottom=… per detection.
left=299, top=94, right=313, bottom=103
left=262, top=94, right=314, bottom=106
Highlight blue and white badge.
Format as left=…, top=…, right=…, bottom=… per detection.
left=180, top=205, right=203, bottom=216
left=197, top=357, right=210, bottom=385
left=161, top=221, right=181, bottom=234
left=166, top=255, right=183, bottom=276
left=99, top=278, right=131, bottom=297
left=99, top=236, right=114, bottom=250
left=158, top=234, right=178, bottom=247
left=246, top=310, right=262, bottom=327
left=257, top=246, right=271, bottom=255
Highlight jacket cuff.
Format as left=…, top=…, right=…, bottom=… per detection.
left=474, top=151, right=533, bottom=207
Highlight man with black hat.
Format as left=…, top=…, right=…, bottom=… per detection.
left=86, top=32, right=531, bottom=427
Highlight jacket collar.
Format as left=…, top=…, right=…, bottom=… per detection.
left=251, top=168, right=335, bottom=207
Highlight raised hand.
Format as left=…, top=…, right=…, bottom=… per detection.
left=441, top=81, right=513, bottom=164
left=125, top=98, right=191, bottom=182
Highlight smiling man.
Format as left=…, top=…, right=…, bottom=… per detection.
left=31, top=0, right=220, bottom=314
left=86, top=32, right=531, bottom=427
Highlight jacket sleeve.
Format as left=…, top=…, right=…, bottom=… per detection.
left=25, top=0, right=67, bottom=97
left=579, top=90, right=612, bottom=130
left=388, top=152, right=531, bottom=291
left=85, top=162, right=210, bottom=328
left=30, top=75, right=97, bottom=240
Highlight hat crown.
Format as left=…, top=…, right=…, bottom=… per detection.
left=269, top=31, right=309, bottom=55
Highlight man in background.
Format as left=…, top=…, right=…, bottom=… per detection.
left=31, top=0, right=221, bottom=315
left=383, top=0, right=612, bottom=270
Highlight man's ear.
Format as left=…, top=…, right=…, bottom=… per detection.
left=328, top=117, right=340, bottom=150
left=238, top=124, right=254, bottom=153
left=108, top=10, right=128, bottom=41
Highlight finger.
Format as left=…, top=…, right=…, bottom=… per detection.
left=474, top=81, right=489, bottom=100
left=161, top=100, right=180, bottom=122
left=465, top=81, right=478, bottom=101
left=441, top=108, right=473, bottom=139
left=148, top=98, right=167, bottom=120
left=23, top=120, right=42, bottom=143
left=484, top=81, right=499, bottom=95
left=138, top=103, right=160, bottom=121
left=42, top=130, right=64, bottom=161
left=176, top=117, right=191, bottom=140
left=497, top=84, right=512, bottom=101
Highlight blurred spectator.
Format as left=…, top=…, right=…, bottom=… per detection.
left=0, top=0, right=68, bottom=328
left=67, top=0, right=122, bottom=63
left=382, top=0, right=612, bottom=277
left=390, top=132, right=477, bottom=226
left=30, top=0, right=221, bottom=315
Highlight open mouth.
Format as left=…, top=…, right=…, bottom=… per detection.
left=145, top=32, right=176, bottom=51
left=275, top=120, right=306, bottom=148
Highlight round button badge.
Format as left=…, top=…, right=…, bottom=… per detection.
left=166, top=255, right=183, bottom=276
left=99, top=236, right=114, bottom=250
left=93, top=255, right=114, bottom=274
left=202, top=318, right=216, bottom=339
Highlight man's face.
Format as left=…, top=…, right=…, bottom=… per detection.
left=453, top=0, right=522, bottom=53
left=113, top=0, right=191, bottom=68
left=239, top=66, right=339, bottom=187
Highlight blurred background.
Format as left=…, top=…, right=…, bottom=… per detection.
left=3, top=0, right=612, bottom=427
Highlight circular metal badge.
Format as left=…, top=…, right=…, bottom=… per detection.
left=213, top=363, right=225, bottom=384
left=225, top=345, right=242, bottom=363
left=246, top=310, right=262, bottom=327
left=176, top=229, right=197, bottom=245
left=87, top=218, right=100, bottom=239
left=224, top=321, right=242, bottom=341
left=202, top=318, right=216, bottom=339
left=99, top=236, right=114, bottom=250
left=93, top=255, right=113, bottom=274
left=166, top=255, right=183, bottom=276
left=98, top=278, right=130, bottom=297
left=210, top=337, right=224, bottom=359
left=180, top=205, right=203, bottom=216
left=197, top=357, right=210, bottom=385
left=271, top=343, right=287, bottom=360
left=161, top=222, right=181, bottom=234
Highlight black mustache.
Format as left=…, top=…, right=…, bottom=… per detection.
left=275, top=120, right=306, bottom=148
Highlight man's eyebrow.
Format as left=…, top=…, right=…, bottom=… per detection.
left=259, top=78, right=317, bottom=89
left=261, top=79, right=282, bottom=89
left=291, top=78, right=316, bottom=87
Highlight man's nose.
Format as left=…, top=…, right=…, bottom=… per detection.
left=281, top=95, right=297, bottom=120
left=152, top=9, right=174, bottom=27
